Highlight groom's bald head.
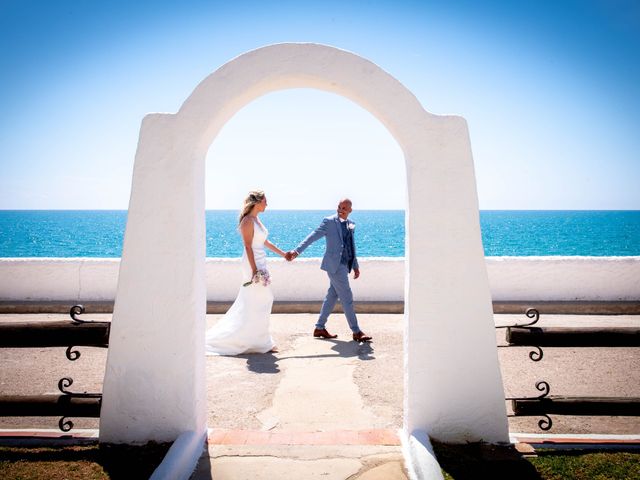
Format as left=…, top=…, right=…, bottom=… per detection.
left=337, top=198, right=353, bottom=220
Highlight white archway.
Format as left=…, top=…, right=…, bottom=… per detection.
left=99, top=43, right=508, bottom=448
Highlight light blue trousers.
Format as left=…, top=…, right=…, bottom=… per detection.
left=316, top=263, right=360, bottom=333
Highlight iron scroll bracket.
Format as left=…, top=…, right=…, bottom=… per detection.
left=66, top=305, right=110, bottom=361
left=497, top=308, right=544, bottom=361
left=506, top=380, right=553, bottom=431
left=70, top=304, right=97, bottom=324
left=56, top=377, right=102, bottom=432
left=495, top=308, right=541, bottom=329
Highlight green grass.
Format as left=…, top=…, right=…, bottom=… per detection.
left=432, top=440, right=640, bottom=480
left=530, top=451, right=640, bottom=480
left=0, top=442, right=171, bottom=480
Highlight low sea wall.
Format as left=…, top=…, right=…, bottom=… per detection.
left=0, top=257, right=639, bottom=303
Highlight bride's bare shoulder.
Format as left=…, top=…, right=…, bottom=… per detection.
left=239, top=216, right=255, bottom=231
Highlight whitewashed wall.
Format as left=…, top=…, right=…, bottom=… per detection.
left=1, top=256, right=639, bottom=302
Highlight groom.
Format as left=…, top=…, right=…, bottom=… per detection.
left=287, top=199, right=372, bottom=342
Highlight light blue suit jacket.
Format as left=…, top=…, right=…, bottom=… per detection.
left=295, top=214, right=359, bottom=274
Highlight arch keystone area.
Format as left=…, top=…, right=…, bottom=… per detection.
left=100, top=43, right=508, bottom=452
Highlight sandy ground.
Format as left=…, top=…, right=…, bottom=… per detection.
left=1, top=312, right=639, bottom=435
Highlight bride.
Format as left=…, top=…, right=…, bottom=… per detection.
left=206, top=190, right=287, bottom=355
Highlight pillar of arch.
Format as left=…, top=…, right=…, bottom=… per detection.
left=99, top=43, right=508, bottom=446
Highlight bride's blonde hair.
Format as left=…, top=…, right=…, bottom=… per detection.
left=238, top=190, right=265, bottom=224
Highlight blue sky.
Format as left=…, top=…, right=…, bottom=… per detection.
left=1, top=0, right=638, bottom=210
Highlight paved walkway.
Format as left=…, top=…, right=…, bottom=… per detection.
left=196, top=328, right=408, bottom=479
left=195, top=430, right=406, bottom=480
left=1, top=312, right=639, bottom=479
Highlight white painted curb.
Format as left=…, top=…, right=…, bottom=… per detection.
left=149, top=430, right=206, bottom=480
left=401, top=429, right=444, bottom=480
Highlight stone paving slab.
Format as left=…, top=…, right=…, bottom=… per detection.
left=191, top=444, right=408, bottom=480
left=206, top=428, right=401, bottom=446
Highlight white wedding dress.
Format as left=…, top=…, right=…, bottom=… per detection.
left=205, top=218, right=275, bottom=355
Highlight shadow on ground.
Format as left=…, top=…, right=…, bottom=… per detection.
left=0, top=442, right=171, bottom=479
left=432, top=440, right=542, bottom=479
left=243, top=339, right=375, bottom=374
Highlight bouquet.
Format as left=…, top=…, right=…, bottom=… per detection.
left=243, top=269, right=271, bottom=287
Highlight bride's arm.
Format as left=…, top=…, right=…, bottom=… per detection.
left=240, top=218, right=258, bottom=275
left=264, top=239, right=286, bottom=258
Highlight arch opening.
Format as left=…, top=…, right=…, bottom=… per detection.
left=202, top=87, right=407, bottom=432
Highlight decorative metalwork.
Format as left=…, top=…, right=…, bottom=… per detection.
left=70, top=304, right=87, bottom=323
left=0, top=304, right=106, bottom=433
left=495, top=307, right=540, bottom=329
left=522, top=307, right=540, bottom=326
left=528, top=346, right=544, bottom=362
left=66, top=304, right=111, bottom=361
left=496, top=308, right=543, bottom=362
left=58, top=416, right=74, bottom=432
left=533, top=380, right=550, bottom=398
left=65, top=346, right=81, bottom=361
left=498, top=343, right=544, bottom=362
left=58, top=377, right=74, bottom=394
left=57, top=377, right=101, bottom=399
left=70, top=304, right=107, bottom=324
left=538, top=414, right=553, bottom=431
left=506, top=380, right=550, bottom=401
left=56, top=377, right=102, bottom=432
left=507, top=381, right=553, bottom=431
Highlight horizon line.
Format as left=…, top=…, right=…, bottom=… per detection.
left=1, top=208, right=640, bottom=212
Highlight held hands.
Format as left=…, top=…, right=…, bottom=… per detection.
left=284, top=251, right=299, bottom=262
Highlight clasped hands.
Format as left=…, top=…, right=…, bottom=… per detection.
left=284, top=251, right=298, bottom=262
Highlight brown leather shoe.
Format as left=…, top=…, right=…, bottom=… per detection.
left=313, top=328, right=337, bottom=339
left=352, top=331, right=372, bottom=342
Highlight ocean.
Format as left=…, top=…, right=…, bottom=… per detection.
left=0, top=210, right=639, bottom=258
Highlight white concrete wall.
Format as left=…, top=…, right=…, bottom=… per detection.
left=0, top=258, right=120, bottom=301
left=486, top=256, right=640, bottom=301
left=1, top=256, right=639, bottom=302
